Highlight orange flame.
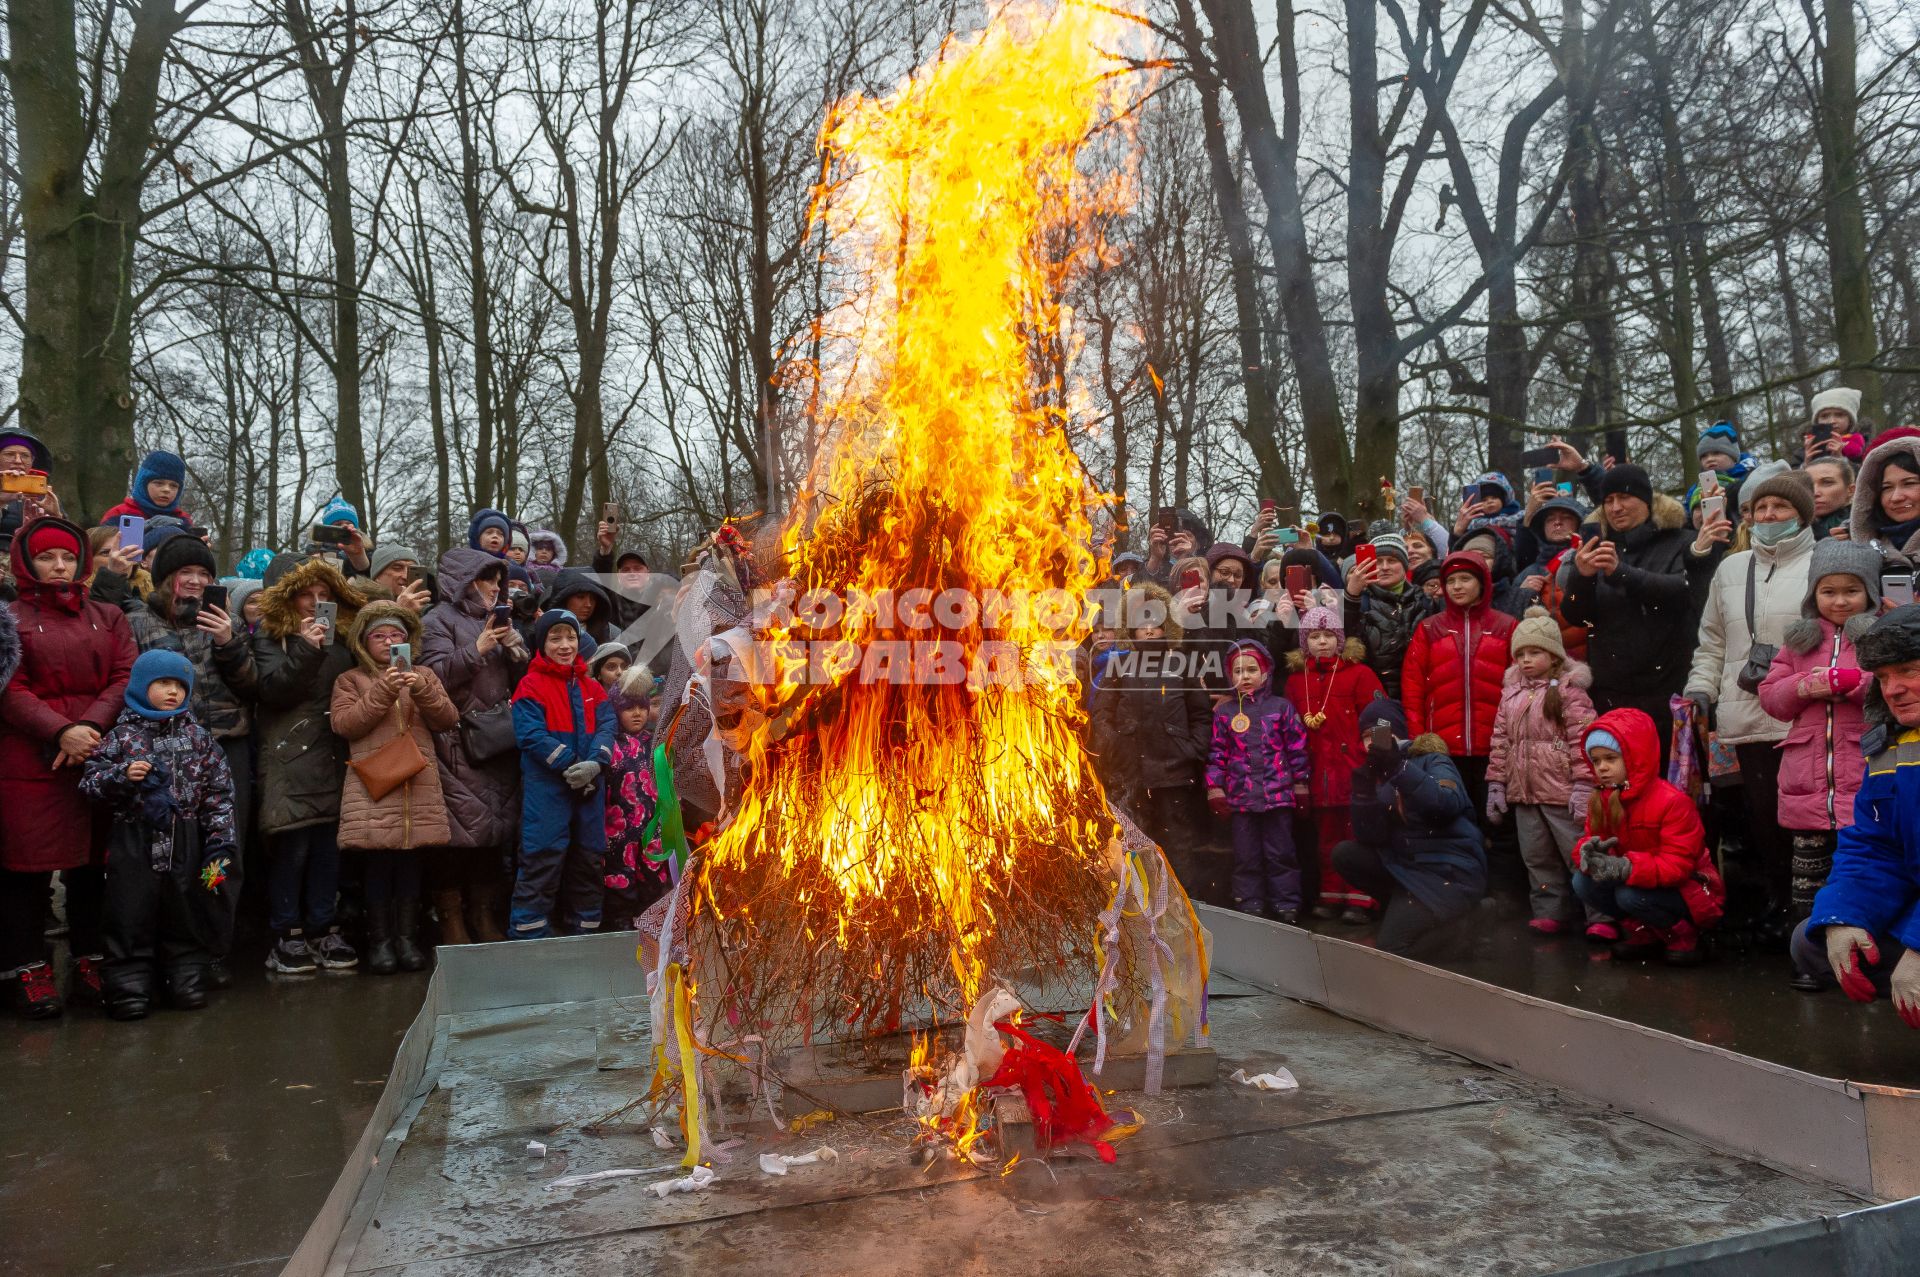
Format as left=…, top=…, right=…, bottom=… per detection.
left=696, top=1, right=1145, bottom=1033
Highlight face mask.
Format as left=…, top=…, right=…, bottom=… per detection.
left=1752, top=519, right=1802, bottom=547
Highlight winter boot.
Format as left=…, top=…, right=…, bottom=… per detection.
left=1611, top=919, right=1662, bottom=961
left=6, top=962, right=63, bottom=1019
left=68, top=954, right=106, bottom=1007
left=363, top=906, right=398, bottom=976
left=1661, top=919, right=1706, bottom=967
left=467, top=885, right=508, bottom=943
left=166, top=965, right=209, bottom=1011
left=392, top=897, right=429, bottom=973
left=433, top=889, right=472, bottom=947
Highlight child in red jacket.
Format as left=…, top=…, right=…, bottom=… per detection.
left=1285, top=606, right=1384, bottom=922
left=1572, top=708, right=1725, bottom=966
left=1401, top=550, right=1516, bottom=818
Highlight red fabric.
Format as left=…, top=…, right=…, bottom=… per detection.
left=511, top=652, right=607, bottom=734
left=1, top=520, right=136, bottom=872
left=1312, top=806, right=1371, bottom=908
left=1537, top=548, right=1588, bottom=661
left=983, top=1021, right=1121, bottom=1162
left=97, top=497, right=196, bottom=525
left=1401, top=553, right=1516, bottom=756
left=1284, top=653, right=1384, bottom=810
left=1578, top=708, right=1724, bottom=928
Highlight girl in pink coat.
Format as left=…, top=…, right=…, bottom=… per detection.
left=1757, top=539, right=1880, bottom=968
left=1485, top=607, right=1602, bottom=938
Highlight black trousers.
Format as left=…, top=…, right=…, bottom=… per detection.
left=102, top=826, right=214, bottom=998
left=1331, top=841, right=1469, bottom=959
left=0, top=866, right=105, bottom=970
left=1732, top=742, right=1789, bottom=913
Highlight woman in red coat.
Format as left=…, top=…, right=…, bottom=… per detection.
left=1285, top=605, right=1385, bottom=920
left=0, top=517, right=136, bottom=1018
left=1400, top=550, right=1516, bottom=816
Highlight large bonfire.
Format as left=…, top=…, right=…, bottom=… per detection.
left=647, top=0, right=1208, bottom=1164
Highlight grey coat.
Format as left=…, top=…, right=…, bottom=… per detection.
left=252, top=555, right=368, bottom=835
left=421, top=547, right=525, bottom=849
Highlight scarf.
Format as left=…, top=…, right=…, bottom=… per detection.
left=511, top=652, right=608, bottom=736
left=1878, top=513, right=1920, bottom=548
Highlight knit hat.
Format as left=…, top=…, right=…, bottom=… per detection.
left=1299, top=605, right=1343, bottom=638
left=369, top=543, right=421, bottom=579
left=141, top=520, right=186, bottom=556
left=1313, top=512, right=1348, bottom=539
left=1810, top=386, right=1863, bottom=429
left=221, top=577, right=262, bottom=615
left=1584, top=728, right=1621, bottom=758
left=361, top=613, right=410, bottom=642
left=467, top=507, right=511, bottom=551
left=533, top=608, right=581, bottom=649
left=24, top=519, right=85, bottom=564
left=131, top=450, right=187, bottom=516
left=1805, top=539, right=1887, bottom=616
left=510, top=527, right=531, bottom=558
left=1696, top=422, right=1742, bottom=464
left=1203, top=541, right=1257, bottom=586
left=149, top=530, right=217, bottom=585
left=1596, top=464, right=1654, bottom=509
left=317, top=495, right=360, bottom=528
left=234, top=548, right=274, bottom=579
left=1526, top=496, right=1589, bottom=540
left=1510, top=605, right=1567, bottom=662
left=1742, top=467, right=1815, bottom=528
left=1369, top=533, right=1409, bottom=566
left=1355, top=695, right=1407, bottom=740
left=589, top=640, right=632, bottom=677
left=1412, top=560, right=1443, bottom=587
left=126, top=649, right=195, bottom=720
left=609, top=664, right=653, bottom=714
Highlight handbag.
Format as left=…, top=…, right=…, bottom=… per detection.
left=350, top=704, right=430, bottom=802
left=459, top=699, right=518, bottom=763
left=1735, top=558, right=1779, bottom=694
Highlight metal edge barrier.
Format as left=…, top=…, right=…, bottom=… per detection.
left=290, top=915, right=1916, bottom=1272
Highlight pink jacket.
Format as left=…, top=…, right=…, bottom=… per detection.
left=1757, top=618, right=1870, bottom=831
left=1486, top=660, right=1596, bottom=807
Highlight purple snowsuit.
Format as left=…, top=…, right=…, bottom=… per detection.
left=1206, top=639, right=1309, bottom=914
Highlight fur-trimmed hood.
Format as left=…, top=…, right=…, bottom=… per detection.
left=528, top=529, right=569, bottom=568
left=1408, top=732, right=1450, bottom=756
left=346, top=600, right=423, bottom=672
left=1501, top=657, right=1592, bottom=691
left=1850, top=434, right=1920, bottom=556
left=0, top=601, right=20, bottom=694
left=258, top=555, right=367, bottom=640
left=1284, top=638, right=1367, bottom=671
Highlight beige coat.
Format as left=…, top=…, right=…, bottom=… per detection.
left=331, top=602, right=461, bottom=850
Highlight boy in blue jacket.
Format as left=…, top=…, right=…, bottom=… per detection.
left=510, top=609, right=615, bottom=938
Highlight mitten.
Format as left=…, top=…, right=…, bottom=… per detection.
left=1825, top=926, right=1881, bottom=1003
left=1583, top=839, right=1631, bottom=884
left=1484, top=782, right=1508, bottom=822
left=563, top=761, right=603, bottom=791
left=1207, top=789, right=1230, bottom=819
left=1829, top=666, right=1865, bottom=696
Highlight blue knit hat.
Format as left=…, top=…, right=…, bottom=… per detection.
left=126, top=649, right=195, bottom=720
left=1584, top=729, right=1621, bottom=758
left=130, top=450, right=187, bottom=517
left=234, top=548, right=274, bottom=579
left=317, top=495, right=360, bottom=528
left=532, top=608, right=581, bottom=650
left=467, top=507, right=512, bottom=554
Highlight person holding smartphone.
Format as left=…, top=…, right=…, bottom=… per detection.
left=1799, top=386, right=1870, bottom=465
left=252, top=553, right=369, bottom=974
left=419, top=548, right=528, bottom=945
left=95, top=532, right=259, bottom=983
left=1851, top=432, right=1920, bottom=572
left=0, top=429, right=62, bottom=557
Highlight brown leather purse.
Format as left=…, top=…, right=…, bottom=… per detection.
left=350, top=703, right=430, bottom=801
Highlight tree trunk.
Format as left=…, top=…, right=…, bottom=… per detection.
left=1813, top=0, right=1883, bottom=421
left=6, top=0, right=180, bottom=518
left=1773, top=230, right=1816, bottom=414
left=453, top=0, right=498, bottom=510
left=1563, top=0, right=1619, bottom=452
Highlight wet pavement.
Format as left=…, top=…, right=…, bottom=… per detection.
left=0, top=944, right=428, bottom=1277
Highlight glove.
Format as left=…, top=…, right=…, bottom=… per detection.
left=563, top=761, right=603, bottom=792
left=1484, top=782, right=1508, bottom=824
left=1685, top=690, right=1713, bottom=720
left=1829, top=666, right=1865, bottom=696
left=1207, top=788, right=1230, bottom=819
left=1825, top=926, right=1882, bottom=1003
left=1892, top=951, right=1920, bottom=1029
left=1567, top=784, right=1592, bottom=817
left=1579, top=837, right=1630, bottom=883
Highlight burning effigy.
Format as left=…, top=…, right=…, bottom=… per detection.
left=640, top=0, right=1209, bottom=1169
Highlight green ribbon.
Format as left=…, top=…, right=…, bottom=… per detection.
left=639, top=738, right=690, bottom=880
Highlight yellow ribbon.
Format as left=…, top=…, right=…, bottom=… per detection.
left=666, top=962, right=703, bottom=1168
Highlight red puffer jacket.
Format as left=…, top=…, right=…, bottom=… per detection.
left=1575, top=707, right=1724, bottom=928
left=1401, top=552, right=1516, bottom=757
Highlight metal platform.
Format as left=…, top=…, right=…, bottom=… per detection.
left=287, top=907, right=1920, bottom=1275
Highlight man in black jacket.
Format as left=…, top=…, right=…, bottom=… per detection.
left=1561, top=464, right=1695, bottom=771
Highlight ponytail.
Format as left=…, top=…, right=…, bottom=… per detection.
left=1542, top=655, right=1567, bottom=732
left=1588, top=785, right=1626, bottom=835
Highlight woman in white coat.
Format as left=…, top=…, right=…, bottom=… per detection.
left=1685, top=469, right=1818, bottom=946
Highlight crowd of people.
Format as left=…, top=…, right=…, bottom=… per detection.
left=4, top=383, right=1920, bottom=1034
left=1089, top=389, right=1920, bottom=1023
left=0, top=440, right=670, bottom=1021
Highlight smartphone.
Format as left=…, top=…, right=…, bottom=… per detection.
left=1703, top=493, right=1726, bottom=522
left=1531, top=467, right=1555, bottom=486
left=1605, top=429, right=1630, bottom=465
left=1371, top=724, right=1395, bottom=750
left=174, top=597, right=202, bottom=628
left=1697, top=470, right=1719, bottom=495
left=1275, top=526, right=1301, bottom=545
left=0, top=470, right=49, bottom=495
left=1887, top=575, right=1915, bottom=608
left=1285, top=566, right=1312, bottom=596
left=391, top=642, right=413, bottom=671
left=405, top=564, right=428, bottom=586
left=1178, top=567, right=1205, bottom=593
left=490, top=602, right=511, bottom=628
left=202, top=585, right=228, bottom=612
left=1460, top=484, right=1478, bottom=505
left=1810, top=419, right=1835, bottom=445
left=314, top=601, right=338, bottom=645
left=1152, top=506, right=1178, bottom=534
left=1520, top=446, right=1561, bottom=468
left=1408, top=485, right=1423, bottom=505
left=1354, top=543, right=1379, bottom=568
left=117, top=514, right=145, bottom=551
left=1259, top=498, right=1276, bottom=516
left=312, top=523, right=354, bottom=546
left=603, top=502, right=621, bottom=522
